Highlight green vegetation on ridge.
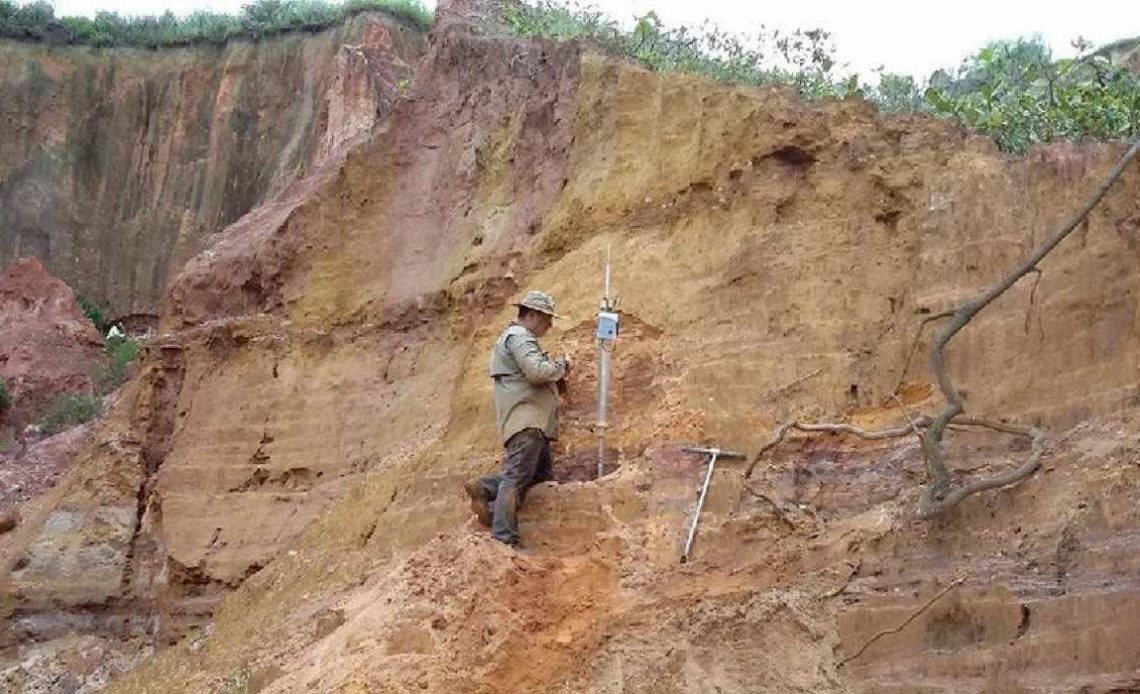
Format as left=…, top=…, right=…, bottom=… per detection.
left=97, top=335, right=141, bottom=393
left=507, top=1, right=1140, bottom=154
left=3, top=0, right=1136, bottom=153
left=923, top=38, right=1140, bottom=153
left=77, top=295, right=110, bottom=335
left=506, top=1, right=843, bottom=100
left=0, top=0, right=432, bottom=48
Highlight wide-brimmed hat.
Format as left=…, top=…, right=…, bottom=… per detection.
left=513, top=290, right=566, bottom=319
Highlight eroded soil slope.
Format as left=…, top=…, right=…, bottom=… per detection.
left=5, top=7, right=1140, bottom=693
left=0, top=12, right=424, bottom=314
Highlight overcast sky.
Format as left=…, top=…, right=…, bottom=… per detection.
left=48, top=0, right=1135, bottom=80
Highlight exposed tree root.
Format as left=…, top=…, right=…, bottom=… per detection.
left=751, top=140, right=1140, bottom=518
left=1024, top=268, right=1043, bottom=336
left=893, top=310, right=954, bottom=394
left=758, top=367, right=825, bottom=404
left=745, top=418, right=928, bottom=479
left=920, top=138, right=1140, bottom=515
left=746, top=412, right=1048, bottom=513
left=838, top=577, right=965, bottom=667
left=741, top=486, right=798, bottom=529
left=891, top=394, right=924, bottom=446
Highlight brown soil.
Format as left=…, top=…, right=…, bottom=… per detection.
left=4, top=3, right=1140, bottom=693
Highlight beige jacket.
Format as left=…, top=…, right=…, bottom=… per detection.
left=489, top=322, right=567, bottom=443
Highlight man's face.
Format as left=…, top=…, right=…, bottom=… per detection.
left=531, top=312, right=553, bottom=337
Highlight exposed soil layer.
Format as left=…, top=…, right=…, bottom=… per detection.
left=0, top=13, right=425, bottom=315
left=4, top=4, right=1140, bottom=692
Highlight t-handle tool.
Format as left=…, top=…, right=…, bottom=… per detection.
left=680, top=446, right=746, bottom=563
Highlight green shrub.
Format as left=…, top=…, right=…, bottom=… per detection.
left=38, top=393, right=102, bottom=435
left=58, top=16, right=112, bottom=45
left=504, top=1, right=840, bottom=96
left=0, top=378, right=11, bottom=412
left=0, top=0, right=432, bottom=48
left=921, top=38, right=1140, bottom=154
left=345, top=0, right=431, bottom=30
left=0, top=0, right=54, bottom=39
left=96, top=336, right=141, bottom=392
left=506, top=2, right=1140, bottom=154
left=868, top=72, right=924, bottom=114
left=77, top=295, right=111, bottom=335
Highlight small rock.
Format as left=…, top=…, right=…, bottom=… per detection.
left=0, top=508, right=20, bottom=534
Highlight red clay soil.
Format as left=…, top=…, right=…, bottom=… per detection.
left=0, top=257, right=104, bottom=435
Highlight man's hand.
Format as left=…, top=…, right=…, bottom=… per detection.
left=556, top=354, right=571, bottom=396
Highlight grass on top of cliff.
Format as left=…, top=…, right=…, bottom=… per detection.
left=0, top=0, right=432, bottom=48
left=507, top=1, right=1140, bottom=154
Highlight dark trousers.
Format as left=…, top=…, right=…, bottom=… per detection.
left=480, top=428, right=553, bottom=544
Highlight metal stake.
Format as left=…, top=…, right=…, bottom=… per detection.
left=680, top=446, right=745, bottom=563
left=596, top=244, right=618, bottom=478
left=596, top=344, right=611, bottom=477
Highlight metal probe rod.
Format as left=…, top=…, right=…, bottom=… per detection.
left=604, top=246, right=612, bottom=302
left=596, top=244, right=616, bottom=479
left=680, top=446, right=746, bottom=563
left=596, top=345, right=610, bottom=477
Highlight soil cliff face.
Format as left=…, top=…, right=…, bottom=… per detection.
left=4, top=8, right=1140, bottom=694
left=0, top=258, right=105, bottom=519
left=0, top=258, right=104, bottom=433
left=0, top=12, right=425, bottom=316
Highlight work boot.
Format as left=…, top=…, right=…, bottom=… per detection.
left=463, top=478, right=493, bottom=527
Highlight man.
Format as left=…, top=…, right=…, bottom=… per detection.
left=465, top=290, right=571, bottom=547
